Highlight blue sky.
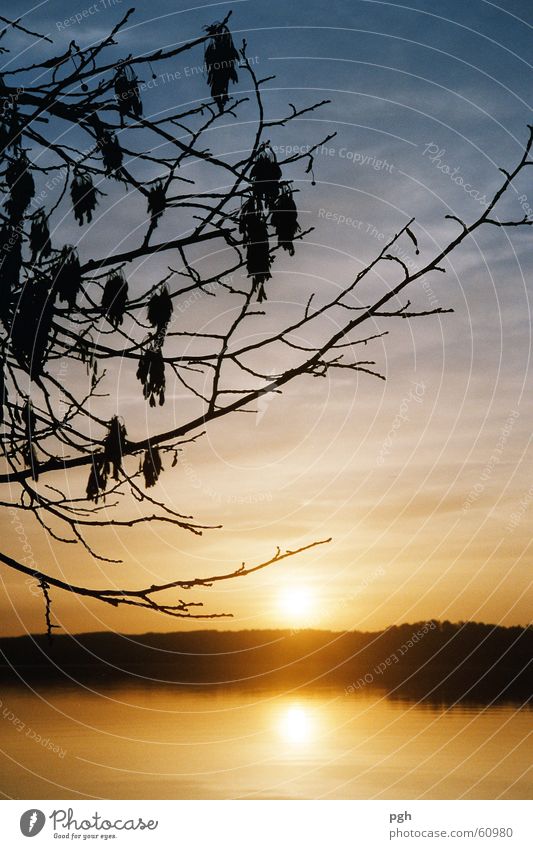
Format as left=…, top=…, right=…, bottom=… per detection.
left=0, top=0, right=531, bottom=634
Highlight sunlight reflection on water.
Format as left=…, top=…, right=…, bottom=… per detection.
left=0, top=685, right=531, bottom=800
left=278, top=705, right=315, bottom=744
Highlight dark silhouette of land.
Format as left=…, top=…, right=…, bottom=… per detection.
left=0, top=621, right=531, bottom=704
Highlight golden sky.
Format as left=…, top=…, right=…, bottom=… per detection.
left=1, top=0, right=531, bottom=636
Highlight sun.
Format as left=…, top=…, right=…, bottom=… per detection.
left=278, top=586, right=315, bottom=623
left=279, top=706, right=313, bottom=744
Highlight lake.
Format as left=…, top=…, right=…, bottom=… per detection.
left=0, top=685, right=530, bottom=799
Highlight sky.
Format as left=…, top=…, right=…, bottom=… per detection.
left=0, top=0, right=531, bottom=636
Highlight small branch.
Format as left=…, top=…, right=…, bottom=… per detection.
left=484, top=215, right=532, bottom=228
left=0, top=539, right=331, bottom=619
left=0, top=14, right=53, bottom=43
left=39, top=580, right=60, bottom=642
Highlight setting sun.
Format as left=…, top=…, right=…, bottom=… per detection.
left=279, top=706, right=314, bottom=744
left=279, top=587, right=315, bottom=622
left=0, top=0, right=530, bottom=817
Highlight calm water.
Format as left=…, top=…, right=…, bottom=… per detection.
left=0, top=685, right=531, bottom=799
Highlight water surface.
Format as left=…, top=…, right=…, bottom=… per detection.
left=0, top=685, right=530, bottom=799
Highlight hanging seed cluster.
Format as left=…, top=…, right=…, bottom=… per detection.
left=88, top=113, right=123, bottom=178
left=239, top=197, right=271, bottom=302
left=204, top=22, right=239, bottom=113
left=9, top=244, right=84, bottom=378
left=270, top=184, right=300, bottom=256
left=147, top=286, right=173, bottom=334
left=29, top=210, right=52, bottom=260
left=147, top=181, right=166, bottom=227
left=0, top=95, right=52, bottom=367
left=98, top=129, right=123, bottom=177
left=10, top=273, right=55, bottom=378
left=250, top=147, right=282, bottom=207
left=86, top=416, right=127, bottom=502
left=53, top=245, right=82, bottom=309
left=240, top=145, right=300, bottom=301
left=1, top=153, right=35, bottom=331
left=101, top=269, right=128, bottom=328
left=136, top=286, right=174, bottom=407
left=136, top=348, right=166, bottom=407
left=0, top=151, right=87, bottom=378
left=1, top=153, right=34, bottom=325
left=71, top=172, right=98, bottom=225
left=114, top=64, right=143, bottom=124
left=5, top=154, right=35, bottom=218
left=141, top=446, right=163, bottom=488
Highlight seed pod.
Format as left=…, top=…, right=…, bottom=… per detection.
left=147, top=181, right=166, bottom=226
left=29, top=210, right=52, bottom=260
left=70, top=172, right=98, bottom=225
left=103, top=415, right=127, bottom=481
left=86, top=459, right=108, bottom=503
left=147, top=285, right=173, bottom=333
left=114, top=64, right=142, bottom=124
left=86, top=416, right=127, bottom=502
left=239, top=196, right=261, bottom=242
left=5, top=154, right=35, bottom=217
left=99, top=130, right=123, bottom=177
left=270, top=184, right=300, bottom=256
left=136, top=347, right=165, bottom=407
left=204, top=21, right=239, bottom=113
left=53, top=245, right=82, bottom=309
left=250, top=145, right=282, bottom=207
left=101, top=269, right=128, bottom=328
left=239, top=197, right=271, bottom=302
left=23, top=444, right=39, bottom=482
left=142, top=447, right=163, bottom=488
left=10, top=273, right=55, bottom=377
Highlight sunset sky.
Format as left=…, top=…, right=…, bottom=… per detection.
left=0, top=0, right=531, bottom=636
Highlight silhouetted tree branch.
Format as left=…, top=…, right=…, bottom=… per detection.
left=0, top=9, right=531, bottom=635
